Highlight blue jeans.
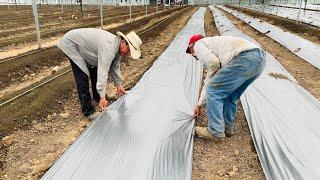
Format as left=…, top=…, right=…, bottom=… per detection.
left=206, top=48, right=266, bottom=137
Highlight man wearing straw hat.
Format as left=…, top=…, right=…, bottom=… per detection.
left=58, top=28, right=142, bottom=120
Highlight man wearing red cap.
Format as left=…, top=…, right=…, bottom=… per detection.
left=186, top=34, right=266, bottom=141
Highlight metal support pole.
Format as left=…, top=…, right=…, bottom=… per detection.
left=164, top=0, right=165, bottom=10
left=276, top=0, right=280, bottom=15
left=145, top=0, right=147, bottom=15
left=32, top=0, right=41, bottom=48
left=303, top=0, right=307, bottom=15
left=130, top=0, right=132, bottom=21
left=7, top=0, right=11, bottom=11
left=100, top=0, right=103, bottom=29
left=61, top=0, right=64, bottom=12
left=297, top=0, right=302, bottom=21
left=156, top=0, right=158, bottom=12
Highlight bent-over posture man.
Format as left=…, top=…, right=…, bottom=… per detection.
left=58, top=28, right=142, bottom=120
left=186, top=35, right=266, bottom=141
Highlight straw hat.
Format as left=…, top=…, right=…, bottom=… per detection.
left=116, top=31, right=142, bottom=60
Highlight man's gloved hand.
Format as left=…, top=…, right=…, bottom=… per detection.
left=116, top=85, right=127, bottom=96
left=193, top=105, right=202, bottom=118
left=99, top=97, right=109, bottom=110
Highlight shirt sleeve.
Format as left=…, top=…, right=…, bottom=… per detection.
left=194, top=41, right=221, bottom=106
left=110, top=54, right=122, bottom=87
left=96, top=43, right=117, bottom=97
left=197, top=72, right=210, bottom=106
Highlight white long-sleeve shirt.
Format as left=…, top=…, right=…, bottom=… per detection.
left=193, top=36, right=260, bottom=106
left=58, top=28, right=122, bottom=97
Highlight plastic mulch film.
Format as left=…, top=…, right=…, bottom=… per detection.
left=41, top=7, right=206, bottom=180
left=219, top=5, right=320, bottom=70
left=237, top=4, right=320, bottom=27
left=211, top=6, right=320, bottom=180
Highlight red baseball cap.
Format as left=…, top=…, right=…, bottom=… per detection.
left=186, top=34, right=204, bottom=54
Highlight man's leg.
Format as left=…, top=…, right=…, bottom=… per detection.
left=223, top=49, right=266, bottom=134
left=223, top=76, right=258, bottom=133
left=206, top=50, right=266, bottom=137
left=69, top=60, right=95, bottom=116
left=88, top=65, right=100, bottom=103
left=206, top=66, right=248, bottom=137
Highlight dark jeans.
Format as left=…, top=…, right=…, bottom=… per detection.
left=69, top=59, right=100, bottom=116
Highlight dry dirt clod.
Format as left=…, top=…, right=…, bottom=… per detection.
left=217, top=170, right=224, bottom=177
left=51, top=66, right=60, bottom=74
left=19, top=163, right=31, bottom=173
left=30, top=139, right=35, bottom=143
left=227, top=165, right=239, bottom=177
left=233, top=165, right=239, bottom=172
left=215, top=175, right=228, bottom=180
left=2, top=135, right=14, bottom=147
left=47, top=115, right=53, bottom=121
left=32, top=162, right=51, bottom=175
left=234, top=149, right=240, bottom=156
left=32, top=153, right=55, bottom=175
left=59, top=112, right=70, bottom=119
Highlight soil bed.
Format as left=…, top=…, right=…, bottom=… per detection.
left=0, top=7, right=196, bottom=179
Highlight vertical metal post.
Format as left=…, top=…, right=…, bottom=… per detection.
left=145, top=0, right=147, bottom=15
left=32, top=0, right=41, bottom=48
left=130, top=0, right=132, bottom=21
left=276, top=0, right=280, bottom=15
left=164, top=0, right=165, bottom=10
left=168, top=0, right=170, bottom=8
left=156, top=0, right=158, bottom=12
left=297, top=0, right=302, bottom=21
left=303, top=0, right=307, bottom=15
left=61, top=0, right=64, bottom=12
left=99, top=0, right=103, bottom=29
left=7, top=0, right=11, bottom=11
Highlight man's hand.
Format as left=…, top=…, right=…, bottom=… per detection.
left=99, top=97, right=109, bottom=110
left=116, top=86, right=126, bottom=96
left=193, top=105, right=202, bottom=118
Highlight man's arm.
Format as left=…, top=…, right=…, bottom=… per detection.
left=110, top=54, right=126, bottom=96
left=96, top=43, right=118, bottom=109
left=110, top=54, right=122, bottom=87
left=194, top=42, right=221, bottom=117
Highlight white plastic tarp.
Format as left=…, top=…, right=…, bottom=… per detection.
left=41, top=7, right=206, bottom=180
left=211, top=5, right=320, bottom=180
left=239, top=4, right=320, bottom=27
left=269, top=3, right=320, bottom=11
left=219, top=5, right=320, bottom=70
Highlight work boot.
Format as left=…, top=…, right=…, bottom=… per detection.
left=86, top=111, right=101, bottom=121
left=225, top=127, right=235, bottom=137
left=194, top=126, right=224, bottom=142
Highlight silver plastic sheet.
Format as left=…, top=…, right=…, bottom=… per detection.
left=211, top=6, right=320, bottom=180
left=219, top=5, right=320, bottom=70
left=238, top=4, right=320, bottom=27
left=41, top=7, right=206, bottom=180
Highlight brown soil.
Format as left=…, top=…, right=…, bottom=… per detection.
left=0, top=8, right=146, bottom=38
left=221, top=8, right=320, bottom=100
left=191, top=8, right=264, bottom=180
left=0, top=6, right=183, bottom=48
left=227, top=5, right=320, bottom=44
left=0, top=7, right=186, bottom=96
left=0, top=7, right=197, bottom=179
